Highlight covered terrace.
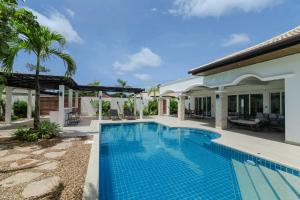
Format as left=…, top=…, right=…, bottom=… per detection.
left=1, top=72, right=145, bottom=127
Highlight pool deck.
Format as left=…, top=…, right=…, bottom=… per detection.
left=83, top=115, right=300, bottom=199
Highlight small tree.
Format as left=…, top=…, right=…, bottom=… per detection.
left=170, top=98, right=178, bottom=115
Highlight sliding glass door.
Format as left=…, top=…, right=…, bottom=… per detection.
left=250, top=94, right=263, bottom=117
left=194, top=96, right=211, bottom=117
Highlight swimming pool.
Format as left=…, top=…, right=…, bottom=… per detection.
left=100, top=122, right=300, bottom=200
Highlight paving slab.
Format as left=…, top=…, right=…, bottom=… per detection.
left=32, top=149, right=46, bottom=155
left=22, top=176, right=62, bottom=198
left=44, top=151, right=66, bottom=159
left=0, top=172, right=42, bottom=188
left=10, top=159, right=39, bottom=168
left=0, top=154, right=28, bottom=162
left=15, top=145, right=41, bottom=152
left=0, top=150, right=8, bottom=157
left=35, top=161, right=59, bottom=171
left=51, top=142, right=72, bottom=150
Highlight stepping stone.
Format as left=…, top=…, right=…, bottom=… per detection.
left=10, top=159, right=39, bottom=168
left=15, top=145, right=41, bottom=152
left=51, top=142, right=72, bottom=150
left=0, top=154, right=28, bottom=162
left=0, top=144, right=8, bottom=150
left=84, top=140, right=94, bottom=145
left=62, top=138, right=81, bottom=142
left=0, top=150, right=8, bottom=157
left=32, top=149, right=46, bottom=155
left=22, top=176, right=62, bottom=198
left=0, top=172, right=42, bottom=188
left=35, top=161, right=58, bottom=171
left=44, top=151, right=66, bottom=159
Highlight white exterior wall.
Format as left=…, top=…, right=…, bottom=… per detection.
left=80, top=97, right=152, bottom=116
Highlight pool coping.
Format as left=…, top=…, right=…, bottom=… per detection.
left=82, top=121, right=100, bottom=200
left=84, top=118, right=300, bottom=199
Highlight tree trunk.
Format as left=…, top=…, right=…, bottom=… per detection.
left=33, top=56, right=40, bottom=129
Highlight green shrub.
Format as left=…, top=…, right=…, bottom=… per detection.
left=143, top=99, right=158, bottom=116
left=37, top=121, right=61, bottom=139
left=170, top=99, right=178, bottom=115
left=14, top=121, right=61, bottom=141
left=90, top=99, right=111, bottom=116
left=13, top=100, right=27, bottom=118
left=124, top=96, right=134, bottom=113
left=15, top=128, right=38, bottom=141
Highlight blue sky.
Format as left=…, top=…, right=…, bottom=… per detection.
left=14, top=0, right=300, bottom=88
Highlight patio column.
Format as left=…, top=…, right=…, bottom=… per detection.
left=178, top=94, right=185, bottom=121
left=158, top=96, right=163, bottom=116
left=5, top=86, right=13, bottom=124
left=98, top=91, right=102, bottom=120
left=133, top=94, right=137, bottom=116
left=75, top=91, right=79, bottom=109
left=139, top=95, right=143, bottom=119
left=58, top=85, right=65, bottom=127
left=68, top=89, right=73, bottom=108
left=27, top=90, right=32, bottom=119
left=166, top=98, right=170, bottom=115
left=215, top=87, right=228, bottom=129
left=263, top=91, right=270, bottom=113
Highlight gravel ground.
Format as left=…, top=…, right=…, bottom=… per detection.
left=0, top=136, right=92, bottom=200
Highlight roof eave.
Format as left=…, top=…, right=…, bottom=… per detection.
left=188, top=34, right=300, bottom=75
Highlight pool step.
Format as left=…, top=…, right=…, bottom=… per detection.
left=232, top=159, right=300, bottom=200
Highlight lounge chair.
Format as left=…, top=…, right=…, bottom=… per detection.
left=124, top=109, right=136, bottom=120
left=228, top=117, right=263, bottom=131
left=109, top=109, right=121, bottom=120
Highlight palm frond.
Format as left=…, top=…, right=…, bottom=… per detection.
left=48, top=48, right=76, bottom=77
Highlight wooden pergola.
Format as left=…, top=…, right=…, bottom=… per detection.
left=1, top=72, right=145, bottom=126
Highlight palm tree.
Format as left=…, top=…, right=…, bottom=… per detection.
left=117, top=79, right=127, bottom=98
left=2, top=25, right=76, bottom=129
left=148, top=84, right=160, bottom=100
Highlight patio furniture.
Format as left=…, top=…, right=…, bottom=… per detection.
left=124, top=109, right=136, bottom=120
left=228, top=118, right=263, bottom=131
left=109, top=109, right=121, bottom=120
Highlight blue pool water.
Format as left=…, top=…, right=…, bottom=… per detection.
left=100, top=122, right=300, bottom=200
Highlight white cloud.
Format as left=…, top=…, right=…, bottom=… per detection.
left=28, top=8, right=82, bottom=43
left=113, top=48, right=162, bottom=72
left=65, top=8, right=75, bottom=17
left=223, top=33, right=250, bottom=47
left=134, top=73, right=152, bottom=81
left=169, top=0, right=281, bottom=18
left=150, top=8, right=158, bottom=12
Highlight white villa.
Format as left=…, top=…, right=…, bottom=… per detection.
left=159, top=26, right=300, bottom=145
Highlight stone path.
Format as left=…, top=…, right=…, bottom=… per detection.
left=10, top=159, right=40, bottom=169
left=35, top=161, right=59, bottom=171
left=44, top=151, right=66, bottom=158
left=22, top=176, right=62, bottom=198
left=0, top=137, right=80, bottom=198
left=0, top=172, right=42, bottom=188
left=0, top=154, right=28, bottom=162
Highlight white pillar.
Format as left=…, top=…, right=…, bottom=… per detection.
left=158, top=96, right=163, bottom=116
left=5, top=86, right=12, bottom=124
left=68, top=89, right=73, bottom=108
left=98, top=91, right=102, bottom=120
left=75, top=91, right=79, bottom=109
left=215, top=87, right=228, bottom=129
left=166, top=98, right=170, bottom=115
left=133, top=94, right=137, bottom=116
left=139, top=95, right=143, bottom=120
left=27, top=90, right=32, bottom=119
left=178, top=94, right=185, bottom=121
left=58, top=85, right=65, bottom=127
left=263, top=90, right=270, bottom=113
